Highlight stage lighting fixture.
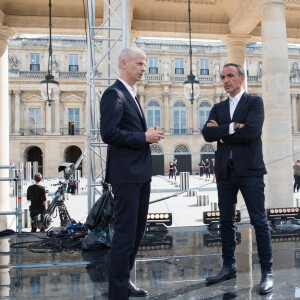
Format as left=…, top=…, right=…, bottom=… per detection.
left=146, top=213, right=172, bottom=232
left=140, top=232, right=173, bottom=251
left=267, top=207, right=300, bottom=226
left=270, top=232, right=300, bottom=243
left=203, top=231, right=242, bottom=248
left=203, top=210, right=241, bottom=230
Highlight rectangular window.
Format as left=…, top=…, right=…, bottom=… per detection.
left=175, top=58, right=184, bottom=74
left=69, top=54, right=79, bottom=72
left=29, top=108, right=41, bottom=135
left=30, top=53, right=40, bottom=71
left=68, top=108, right=80, bottom=135
left=246, top=59, right=249, bottom=76
left=200, top=59, right=209, bottom=75
left=149, top=57, right=158, bottom=74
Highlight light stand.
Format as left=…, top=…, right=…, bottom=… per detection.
left=41, top=0, right=59, bottom=107
left=183, top=0, right=200, bottom=104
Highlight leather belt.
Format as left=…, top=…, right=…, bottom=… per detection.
left=228, top=159, right=234, bottom=168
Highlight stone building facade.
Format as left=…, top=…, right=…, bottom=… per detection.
left=8, top=36, right=300, bottom=178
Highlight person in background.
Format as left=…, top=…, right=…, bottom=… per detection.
left=169, top=161, right=174, bottom=179
left=199, top=160, right=205, bottom=177
left=27, top=173, right=47, bottom=232
left=173, top=158, right=178, bottom=181
left=205, top=159, right=210, bottom=181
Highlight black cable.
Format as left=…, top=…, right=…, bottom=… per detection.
left=149, top=181, right=213, bottom=205
left=265, top=150, right=300, bottom=166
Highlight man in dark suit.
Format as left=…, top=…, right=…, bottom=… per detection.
left=202, top=63, right=273, bottom=294
left=100, top=47, right=164, bottom=300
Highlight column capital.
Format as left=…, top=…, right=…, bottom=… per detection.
left=136, top=91, right=145, bottom=98
left=0, top=26, right=15, bottom=56
left=291, top=93, right=298, bottom=99
left=223, top=34, right=251, bottom=47
left=162, top=92, right=170, bottom=99
left=13, top=90, right=21, bottom=96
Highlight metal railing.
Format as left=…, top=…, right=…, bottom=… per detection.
left=0, top=164, right=23, bottom=233
left=20, top=128, right=45, bottom=136
left=60, top=128, right=85, bottom=136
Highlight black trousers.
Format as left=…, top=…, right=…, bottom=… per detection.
left=294, top=175, right=300, bottom=192
left=108, top=181, right=150, bottom=300
left=217, top=167, right=273, bottom=273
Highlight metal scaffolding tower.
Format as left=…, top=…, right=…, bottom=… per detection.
left=86, top=0, right=127, bottom=210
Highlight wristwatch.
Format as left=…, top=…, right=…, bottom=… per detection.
left=236, top=123, right=240, bottom=129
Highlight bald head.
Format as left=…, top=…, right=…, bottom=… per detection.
left=118, top=47, right=147, bottom=86
left=118, top=47, right=146, bottom=69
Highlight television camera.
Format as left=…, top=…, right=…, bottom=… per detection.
left=33, top=160, right=81, bottom=230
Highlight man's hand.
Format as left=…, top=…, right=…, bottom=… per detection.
left=145, top=127, right=164, bottom=143
left=206, top=120, right=219, bottom=127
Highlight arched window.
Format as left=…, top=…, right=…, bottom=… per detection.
left=174, top=144, right=190, bottom=154
left=199, top=101, right=212, bottom=131
left=150, top=144, right=164, bottom=155
left=146, top=100, right=161, bottom=128
left=201, top=144, right=215, bottom=153
left=173, top=100, right=187, bottom=135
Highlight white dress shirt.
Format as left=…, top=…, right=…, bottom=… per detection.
left=228, top=89, right=244, bottom=135
left=118, top=78, right=143, bottom=117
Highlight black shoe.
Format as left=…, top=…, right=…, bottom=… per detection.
left=128, top=281, right=148, bottom=297
left=206, top=266, right=237, bottom=283
left=259, top=272, right=274, bottom=294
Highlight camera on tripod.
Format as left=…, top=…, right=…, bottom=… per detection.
left=33, top=162, right=79, bottom=230
left=58, top=162, right=77, bottom=194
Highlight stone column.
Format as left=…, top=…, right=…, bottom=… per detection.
left=8, top=91, right=12, bottom=134
left=261, top=0, right=294, bottom=207
left=225, top=35, right=249, bottom=68
left=187, top=102, right=193, bottom=134
left=14, top=90, right=21, bottom=135
left=54, top=91, right=61, bottom=135
left=0, top=26, right=15, bottom=229
left=291, top=94, right=298, bottom=133
left=163, top=86, right=170, bottom=133
left=192, top=101, right=198, bottom=133
left=85, top=92, right=89, bottom=135
left=45, top=102, right=52, bottom=134
left=224, top=34, right=249, bottom=91
left=215, top=94, right=221, bottom=103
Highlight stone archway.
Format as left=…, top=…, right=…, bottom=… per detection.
left=65, top=146, right=82, bottom=172
left=150, top=144, right=164, bottom=175
left=26, top=146, right=43, bottom=175
left=174, top=144, right=191, bottom=174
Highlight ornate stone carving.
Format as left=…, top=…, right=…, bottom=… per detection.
left=52, top=55, right=59, bottom=69
left=9, top=55, right=21, bottom=70
left=287, top=0, right=300, bottom=10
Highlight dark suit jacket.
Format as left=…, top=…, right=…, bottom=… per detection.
left=202, top=92, right=267, bottom=180
left=100, top=79, right=152, bottom=184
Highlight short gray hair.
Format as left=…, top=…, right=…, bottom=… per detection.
left=118, top=47, right=146, bottom=69
left=223, top=63, right=245, bottom=77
